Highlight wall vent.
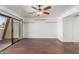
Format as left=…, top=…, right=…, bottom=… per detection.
left=34, top=19, right=47, bottom=21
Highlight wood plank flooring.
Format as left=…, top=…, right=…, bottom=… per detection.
left=0, top=39, right=79, bottom=54
left=64, top=42, right=79, bottom=54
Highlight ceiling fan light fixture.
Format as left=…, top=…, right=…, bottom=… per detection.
left=31, top=5, right=51, bottom=16
left=37, top=11, right=43, bottom=15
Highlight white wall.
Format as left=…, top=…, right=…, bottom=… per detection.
left=23, top=17, right=58, bottom=39
left=57, top=18, right=63, bottom=41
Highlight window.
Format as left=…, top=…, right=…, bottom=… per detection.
left=0, top=16, right=7, bottom=29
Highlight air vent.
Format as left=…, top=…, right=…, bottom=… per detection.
left=34, top=19, right=47, bottom=21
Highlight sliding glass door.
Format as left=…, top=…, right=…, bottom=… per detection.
left=0, top=12, right=23, bottom=52
left=0, top=16, right=12, bottom=51
left=0, top=14, right=23, bottom=51
left=12, top=19, right=22, bottom=43
left=12, top=19, right=20, bottom=43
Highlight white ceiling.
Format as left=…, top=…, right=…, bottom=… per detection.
left=3, top=5, right=75, bottom=18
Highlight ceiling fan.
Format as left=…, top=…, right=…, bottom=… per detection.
left=30, top=5, right=51, bottom=16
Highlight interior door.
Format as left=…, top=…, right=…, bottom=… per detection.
left=63, top=17, right=73, bottom=42
left=73, top=16, right=79, bottom=42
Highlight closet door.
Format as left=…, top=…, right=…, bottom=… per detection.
left=63, top=17, right=73, bottom=42
left=73, top=16, right=79, bottom=42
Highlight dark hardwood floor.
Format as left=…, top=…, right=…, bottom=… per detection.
left=0, top=39, right=79, bottom=54
left=64, top=42, right=79, bottom=54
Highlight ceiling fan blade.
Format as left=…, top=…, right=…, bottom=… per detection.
left=31, top=6, right=37, bottom=10
left=43, top=6, right=51, bottom=10
left=43, top=12, right=50, bottom=15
